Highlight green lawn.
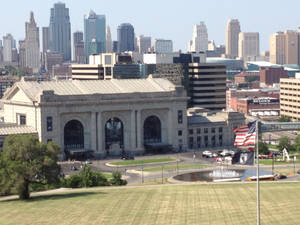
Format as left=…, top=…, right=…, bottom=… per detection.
left=110, top=158, right=176, bottom=166
left=140, top=163, right=210, bottom=172
left=1, top=182, right=300, bottom=225
left=258, top=158, right=300, bottom=165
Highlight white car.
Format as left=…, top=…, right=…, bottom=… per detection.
left=202, top=151, right=213, bottom=158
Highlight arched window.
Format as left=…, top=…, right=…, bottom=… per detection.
left=64, top=120, right=84, bottom=149
left=143, top=116, right=161, bottom=144
left=105, top=117, right=124, bottom=149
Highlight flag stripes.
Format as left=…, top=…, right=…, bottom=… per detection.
left=233, top=121, right=256, bottom=147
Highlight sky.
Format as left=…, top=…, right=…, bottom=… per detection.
left=1, top=0, right=300, bottom=52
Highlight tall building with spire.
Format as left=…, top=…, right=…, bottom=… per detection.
left=25, top=12, right=40, bottom=73
left=225, top=19, right=241, bottom=58
left=189, top=22, right=208, bottom=52
left=84, top=10, right=106, bottom=61
left=106, top=26, right=112, bottom=53
left=49, top=2, right=71, bottom=61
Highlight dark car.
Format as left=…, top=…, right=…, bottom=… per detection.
left=121, top=152, right=134, bottom=160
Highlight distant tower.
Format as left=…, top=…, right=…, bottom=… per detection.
left=117, top=23, right=135, bottom=52
left=226, top=19, right=241, bottom=58
left=238, top=32, right=260, bottom=61
left=106, top=26, right=112, bottom=53
left=269, top=32, right=286, bottom=65
left=25, top=12, right=40, bottom=73
left=18, top=40, right=26, bottom=68
left=73, top=31, right=85, bottom=64
left=3, top=34, right=15, bottom=62
left=137, top=35, right=151, bottom=53
left=42, top=27, right=50, bottom=53
left=154, top=39, right=173, bottom=53
left=49, top=2, right=71, bottom=61
left=189, top=22, right=208, bottom=52
left=84, top=10, right=106, bottom=61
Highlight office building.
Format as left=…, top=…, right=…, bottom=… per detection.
left=117, top=23, right=135, bottom=52
left=73, top=31, right=85, bottom=64
left=49, top=2, right=71, bottom=61
left=225, top=19, right=241, bottom=58
left=3, top=34, right=15, bottom=62
left=189, top=22, right=208, bottom=52
left=84, top=10, right=106, bottom=61
left=154, top=39, right=173, bottom=53
left=270, top=32, right=286, bottom=65
left=24, top=12, right=40, bottom=73
left=188, top=63, right=226, bottom=110
left=42, top=27, right=50, bottom=53
left=284, top=30, right=298, bottom=65
left=238, top=32, right=259, bottom=61
left=137, top=35, right=151, bottom=53
left=18, top=40, right=26, bottom=68
left=106, top=26, right=112, bottom=53
left=44, top=52, right=63, bottom=72
left=113, top=41, right=118, bottom=53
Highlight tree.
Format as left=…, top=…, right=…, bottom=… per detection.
left=0, top=135, right=61, bottom=199
left=293, top=135, right=300, bottom=152
left=278, top=136, right=294, bottom=152
left=278, top=116, right=291, bottom=122
left=258, top=141, right=269, bottom=155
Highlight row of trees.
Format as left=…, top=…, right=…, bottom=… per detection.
left=0, top=134, right=126, bottom=200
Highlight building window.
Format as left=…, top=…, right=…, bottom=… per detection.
left=47, top=139, right=52, bottom=143
left=204, top=128, right=208, bottom=134
left=47, top=116, right=53, bottom=132
left=197, top=136, right=201, bottom=148
left=219, top=127, right=223, bottom=133
left=18, top=114, right=26, bottom=125
left=219, top=135, right=223, bottom=146
left=188, top=137, right=194, bottom=149
left=178, top=130, right=182, bottom=136
left=211, top=128, right=215, bottom=133
left=204, top=136, right=208, bottom=147
left=0, top=141, right=3, bottom=151
left=189, top=129, right=193, bottom=135
left=105, top=67, right=112, bottom=76
left=178, top=110, right=183, bottom=124
left=197, top=128, right=201, bottom=134
left=212, top=136, right=216, bottom=147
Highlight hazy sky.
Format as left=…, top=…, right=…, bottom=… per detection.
left=1, top=0, right=300, bottom=52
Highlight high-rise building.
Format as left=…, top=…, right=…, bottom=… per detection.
left=25, top=12, right=40, bottom=73
left=117, top=23, right=135, bottom=52
left=137, top=35, right=151, bottom=53
left=154, top=39, right=173, bottom=53
left=84, top=10, right=106, bottom=61
left=106, top=26, right=112, bottom=53
left=238, top=32, right=259, bottom=61
left=113, top=41, right=118, bottom=53
left=189, top=22, right=208, bottom=52
left=18, top=40, right=26, bottom=68
left=269, top=32, right=286, bottom=65
left=73, top=31, right=85, bottom=64
left=49, top=2, right=71, bottom=61
left=226, top=19, right=241, bottom=58
left=3, top=34, right=15, bottom=62
left=284, top=30, right=298, bottom=65
left=42, top=27, right=50, bottom=53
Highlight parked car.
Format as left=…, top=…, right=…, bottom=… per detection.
left=202, top=150, right=213, bottom=158
left=212, top=153, right=218, bottom=158
left=220, top=150, right=231, bottom=157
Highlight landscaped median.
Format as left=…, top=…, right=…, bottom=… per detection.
left=140, top=163, right=211, bottom=172
left=107, top=158, right=177, bottom=167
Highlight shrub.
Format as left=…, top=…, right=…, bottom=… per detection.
left=110, top=171, right=127, bottom=186
left=66, top=174, right=82, bottom=188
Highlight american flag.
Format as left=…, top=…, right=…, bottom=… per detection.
left=233, top=121, right=256, bottom=147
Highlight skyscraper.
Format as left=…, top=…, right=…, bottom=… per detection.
left=117, top=23, right=135, bottom=52
left=270, top=32, right=286, bottom=65
left=84, top=10, right=106, bottom=61
left=42, top=27, right=50, bottom=53
left=106, top=26, right=112, bottom=53
left=226, top=19, right=241, bottom=58
left=238, top=32, right=259, bottom=61
left=3, top=34, right=15, bottom=62
left=137, top=35, right=151, bottom=53
left=73, top=31, right=85, bottom=64
left=18, top=40, right=26, bottom=68
left=49, top=2, right=71, bottom=61
left=154, top=39, right=173, bottom=53
left=189, top=22, right=208, bottom=52
left=25, top=12, right=40, bottom=73
left=284, top=30, right=298, bottom=65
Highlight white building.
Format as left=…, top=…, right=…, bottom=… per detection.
left=154, top=39, right=173, bottom=53
left=106, top=26, right=112, bottom=53
left=1, top=78, right=188, bottom=158
left=238, top=32, right=259, bottom=61
left=226, top=19, right=241, bottom=58
left=143, top=53, right=179, bottom=64
left=25, top=12, right=40, bottom=73
left=189, top=22, right=208, bottom=52
left=3, top=34, right=15, bottom=62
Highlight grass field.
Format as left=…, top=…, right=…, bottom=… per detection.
left=259, top=158, right=300, bottom=165
left=1, top=182, right=300, bottom=225
left=140, top=163, right=210, bottom=172
left=110, top=158, right=176, bottom=166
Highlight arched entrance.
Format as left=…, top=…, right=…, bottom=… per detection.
left=105, top=117, right=124, bottom=150
left=143, top=115, right=161, bottom=144
left=64, top=120, right=84, bottom=150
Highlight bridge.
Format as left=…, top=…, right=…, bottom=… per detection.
left=260, top=122, right=300, bottom=133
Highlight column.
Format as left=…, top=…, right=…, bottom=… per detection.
left=91, top=112, right=97, bottom=151
left=97, top=112, right=103, bottom=152
left=130, top=110, right=136, bottom=150
left=137, top=110, right=142, bottom=149
left=168, top=109, right=173, bottom=144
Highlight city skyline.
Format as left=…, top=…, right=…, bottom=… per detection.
left=1, top=0, right=300, bottom=52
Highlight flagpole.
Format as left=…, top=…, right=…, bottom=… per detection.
left=256, top=120, right=260, bottom=225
